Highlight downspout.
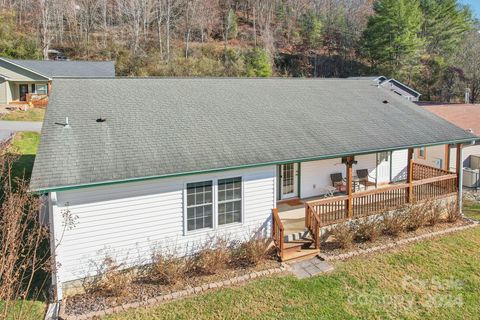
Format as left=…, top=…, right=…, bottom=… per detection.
left=457, top=146, right=464, bottom=216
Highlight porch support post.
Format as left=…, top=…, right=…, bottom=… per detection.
left=456, top=143, right=463, bottom=215
left=406, top=148, right=414, bottom=203
left=444, top=145, right=451, bottom=171
left=345, top=156, right=354, bottom=218
left=47, top=81, right=52, bottom=96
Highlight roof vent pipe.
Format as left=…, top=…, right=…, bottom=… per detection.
left=65, top=117, right=70, bottom=128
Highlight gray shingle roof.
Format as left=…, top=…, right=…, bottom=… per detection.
left=5, top=59, right=115, bottom=78
left=30, top=78, right=478, bottom=192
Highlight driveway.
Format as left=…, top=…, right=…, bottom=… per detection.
left=0, top=120, right=42, bottom=132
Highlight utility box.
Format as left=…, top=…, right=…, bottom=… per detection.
left=470, top=155, right=480, bottom=170
left=463, top=168, right=479, bottom=189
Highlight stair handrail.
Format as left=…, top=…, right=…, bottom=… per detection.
left=305, top=203, right=320, bottom=249
left=271, top=208, right=284, bottom=260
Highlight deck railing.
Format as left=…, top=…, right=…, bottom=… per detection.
left=306, top=171, right=457, bottom=228
left=26, top=93, right=48, bottom=107
left=412, top=162, right=452, bottom=180
left=271, top=208, right=284, bottom=260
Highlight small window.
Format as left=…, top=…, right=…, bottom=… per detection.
left=218, top=177, right=242, bottom=225
left=35, top=84, right=48, bottom=95
left=418, top=147, right=426, bottom=159
left=186, top=181, right=213, bottom=231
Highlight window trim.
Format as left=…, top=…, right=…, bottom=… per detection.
left=183, top=175, right=244, bottom=235
left=417, top=147, right=426, bottom=160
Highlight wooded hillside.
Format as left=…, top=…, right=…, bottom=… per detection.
left=1, top=0, right=479, bottom=102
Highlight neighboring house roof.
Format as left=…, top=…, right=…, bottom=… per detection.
left=30, top=78, right=477, bottom=192
left=348, top=76, right=420, bottom=98
left=0, top=58, right=115, bottom=78
left=380, top=79, right=421, bottom=98
left=421, top=103, right=480, bottom=135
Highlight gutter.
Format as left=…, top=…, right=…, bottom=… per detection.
left=31, top=137, right=479, bottom=194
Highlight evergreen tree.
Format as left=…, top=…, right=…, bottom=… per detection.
left=244, top=48, right=272, bottom=77
left=420, top=0, right=472, bottom=57
left=362, top=0, right=423, bottom=78
left=298, top=10, right=322, bottom=50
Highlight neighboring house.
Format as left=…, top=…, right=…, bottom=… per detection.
left=377, top=77, right=422, bottom=102
left=413, top=103, right=480, bottom=188
left=0, top=58, right=115, bottom=105
left=29, top=78, right=477, bottom=300
left=348, top=76, right=422, bottom=102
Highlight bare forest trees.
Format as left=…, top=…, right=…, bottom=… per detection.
left=0, top=0, right=477, bottom=99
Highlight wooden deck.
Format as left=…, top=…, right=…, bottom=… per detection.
left=272, top=161, right=459, bottom=261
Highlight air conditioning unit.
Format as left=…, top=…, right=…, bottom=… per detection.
left=470, top=155, right=480, bottom=170
left=463, top=168, right=479, bottom=189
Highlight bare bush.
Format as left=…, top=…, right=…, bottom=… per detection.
left=230, top=237, right=270, bottom=267
left=382, top=212, right=406, bottom=237
left=149, top=251, right=186, bottom=285
left=330, top=224, right=354, bottom=249
left=87, top=257, right=134, bottom=298
left=404, top=202, right=429, bottom=231
left=446, top=201, right=461, bottom=223
left=426, top=201, right=443, bottom=226
left=187, top=237, right=230, bottom=276
left=0, top=139, right=52, bottom=319
left=353, top=218, right=381, bottom=242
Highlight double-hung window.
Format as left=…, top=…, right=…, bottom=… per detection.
left=185, top=177, right=242, bottom=232
left=217, top=177, right=242, bottom=225
left=186, top=181, right=213, bottom=231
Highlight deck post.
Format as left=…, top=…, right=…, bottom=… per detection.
left=456, top=143, right=463, bottom=215
left=406, top=148, right=414, bottom=203
left=345, top=156, right=354, bottom=218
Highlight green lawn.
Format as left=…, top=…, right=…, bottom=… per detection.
left=1, top=108, right=45, bottom=121
left=105, top=226, right=480, bottom=320
left=1, top=300, right=45, bottom=320
left=8, top=131, right=40, bottom=181
left=464, top=200, right=480, bottom=221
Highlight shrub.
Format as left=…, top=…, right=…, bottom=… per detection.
left=404, top=202, right=429, bottom=231
left=150, top=251, right=186, bottom=285
left=231, top=237, right=270, bottom=267
left=382, top=212, right=406, bottom=237
left=330, top=224, right=355, bottom=249
left=187, top=237, right=230, bottom=276
left=426, top=201, right=443, bottom=226
left=353, top=218, right=381, bottom=242
left=445, top=201, right=461, bottom=223
left=88, top=257, right=134, bottom=298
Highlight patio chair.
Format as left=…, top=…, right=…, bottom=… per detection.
left=330, top=173, right=347, bottom=192
left=356, top=169, right=376, bottom=189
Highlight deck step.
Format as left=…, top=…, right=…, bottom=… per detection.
left=281, top=248, right=320, bottom=262
left=284, top=230, right=310, bottom=243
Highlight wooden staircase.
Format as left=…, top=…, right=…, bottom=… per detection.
left=281, top=237, right=320, bottom=262
left=272, top=208, right=320, bottom=262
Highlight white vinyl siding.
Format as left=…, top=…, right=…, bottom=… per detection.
left=51, top=166, right=275, bottom=286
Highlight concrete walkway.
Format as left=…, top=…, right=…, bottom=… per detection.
left=0, top=120, right=42, bottom=132
left=288, top=257, right=334, bottom=279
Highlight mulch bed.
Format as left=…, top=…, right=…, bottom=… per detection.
left=64, top=259, right=281, bottom=316
left=320, top=218, right=474, bottom=259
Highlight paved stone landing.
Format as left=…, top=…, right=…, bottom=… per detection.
left=288, top=257, right=334, bottom=279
